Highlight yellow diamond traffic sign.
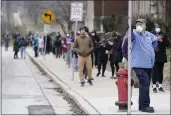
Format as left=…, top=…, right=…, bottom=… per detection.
left=40, top=9, right=56, bottom=24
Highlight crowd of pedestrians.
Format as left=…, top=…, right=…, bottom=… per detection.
left=8, top=18, right=170, bottom=113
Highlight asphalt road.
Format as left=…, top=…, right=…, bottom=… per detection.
left=1, top=47, right=84, bottom=115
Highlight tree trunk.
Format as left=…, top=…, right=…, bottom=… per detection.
left=150, top=1, right=158, bottom=20
left=67, top=21, right=73, bottom=32
left=56, top=19, right=66, bottom=34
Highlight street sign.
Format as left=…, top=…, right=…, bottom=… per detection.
left=44, top=24, right=50, bottom=34
left=70, top=2, right=83, bottom=21
left=40, top=9, right=56, bottom=24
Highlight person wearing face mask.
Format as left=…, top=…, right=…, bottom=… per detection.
left=131, top=18, right=158, bottom=113
left=54, top=32, right=61, bottom=58
left=96, top=36, right=110, bottom=77
left=65, top=33, right=72, bottom=68
left=73, top=26, right=94, bottom=87
left=108, top=33, right=123, bottom=79
left=90, top=30, right=100, bottom=68
left=151, top=23, right=170, bottom=93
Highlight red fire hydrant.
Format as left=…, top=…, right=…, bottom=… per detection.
left=115, top=68, right=134, bottom=111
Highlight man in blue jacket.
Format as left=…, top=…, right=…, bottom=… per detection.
left=124, top=19, right=158, bottom=113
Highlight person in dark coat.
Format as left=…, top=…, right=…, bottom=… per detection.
left=13, top=38, right=19, bottom=59
left=109, top=34, right=123, bottom=79
left=96, top=36, right=110, bottom=77
left=19, top=36, right=27, bottom=59
left=151, top=23, right=170, bottom=93
left=54, top=32, right=61, bottom=58
left=90, top=30, right=100, bottom=68
left=46, top=34, right=51, bottom=54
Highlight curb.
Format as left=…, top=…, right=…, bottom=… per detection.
left=27, top=53, right=101, bottom=115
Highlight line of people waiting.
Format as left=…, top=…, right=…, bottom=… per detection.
left=13, top=18, right=170, bottom=113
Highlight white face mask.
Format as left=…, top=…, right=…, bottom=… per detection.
left=155, top=28, right=161, bottom=33
left=66, top=34, right=70, bottom=37
left=136, top=26, right=143, bottom=33
left=92, top=33, right=95, bottom=36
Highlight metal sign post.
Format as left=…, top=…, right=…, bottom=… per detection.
left=127, top=0, right=132, bottom=114
left=70, top=2, right=83, bottom=81
left=43, top=24, right=50, bottom=60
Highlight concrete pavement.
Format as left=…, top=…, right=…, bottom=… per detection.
left=1, top=47, right=78, bottom=115
left=27, top=47, right=170, bottom=115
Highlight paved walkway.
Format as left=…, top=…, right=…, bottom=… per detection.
left=27, top=48, right=170, bottom=115
left=2, top=47, right=75, bottom=115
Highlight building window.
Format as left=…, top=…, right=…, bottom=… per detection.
left=94, top=16, right=101, bottom=31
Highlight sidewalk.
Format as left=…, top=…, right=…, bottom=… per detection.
left=27, top=48, right=170, bottom=115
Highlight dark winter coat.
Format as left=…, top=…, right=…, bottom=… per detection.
left=19, top=38, right=27, bottom=47
left=96, top=43, right=110, bottom=60
left=13, top=39, right=19, bottom=52
left=152, top=31, right=170, bottom=63
left=122, top=32, right=128, bottom=60
left=54, top=35, right=61, bottom=47
left=109, top=38, right=123, bottom=63
left=89, top=32, right=100, bottom=52
left=46, top=34, right=52, bottom=51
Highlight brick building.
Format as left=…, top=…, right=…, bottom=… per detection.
left=85, top=0, right=169, bottom=34
left=166, top=0, right=171, bottom=22
left=93, top=0, right=128, bottom=34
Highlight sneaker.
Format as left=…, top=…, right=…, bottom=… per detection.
left=153, top=88, right=157, bottom=93
left=96, top=73, right=100, bottom=77
left=158, top=87, right=165, bottom=92
left=80, top=82, right=85, bottom=87
left=88, top=80, right=93, bottom=86
left=140, top=106, right=154, bottom=113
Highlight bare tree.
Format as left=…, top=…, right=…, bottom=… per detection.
left=2, top=1, right=87, bottom=34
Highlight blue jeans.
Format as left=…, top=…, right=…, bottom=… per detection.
left=20, top=46, right=26, bottom=58
left=133, top=68, right=151, bottom=108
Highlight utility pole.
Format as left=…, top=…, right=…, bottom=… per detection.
left=127, top=0, right=132, bottom=114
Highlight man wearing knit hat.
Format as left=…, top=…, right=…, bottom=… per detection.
left=131, top=18, right=158, bottom=113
